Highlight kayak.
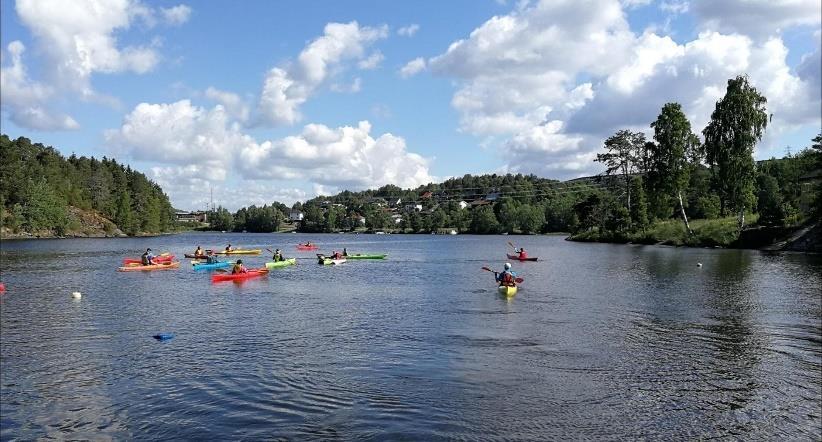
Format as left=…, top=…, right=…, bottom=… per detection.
left=507, top=254, right=539, bottom=262
left=265, top=258, right=297, bottom=269
left=345, top=254, right=387, bottom=259
left=498, top=285, right=518, bottom=297
left=318, top=257, right=346, bottom=265
left=215, top=249, right=262, bottom=255
left=184, top=253, right=209, bottom=259
left=123, top=254, right=174, bottom=265
left=296, top=244, right=318, bottom=250
left=118, top=261, right=180, bottom=272
left=211, top=269, right=268, bottom=282
left=192, top=261, right=232, bottom=270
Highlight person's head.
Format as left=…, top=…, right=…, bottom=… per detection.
left=275, top=249, right=280, bottom=252
left=504, top=262, right=511, bottom=270
left=197, top=245, right=201, bottom=248
left=237, top=259, right=243, bottom=264
left=147, top=248, right=152, bottom=252
left=521, top=247, right=525, bottom=251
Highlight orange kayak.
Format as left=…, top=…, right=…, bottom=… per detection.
left=118, top=261, right=180, bottom=271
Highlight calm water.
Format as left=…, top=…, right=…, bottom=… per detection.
left=1, top=233, right=820, bottom=440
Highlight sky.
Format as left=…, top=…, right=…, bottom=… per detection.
left=1, top=0, right=820, bottom=211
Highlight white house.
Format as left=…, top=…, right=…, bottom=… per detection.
left=289, top=210, right=304, bottom=222
left=404, top=204, right=423, bottom=213
left=458, top=201, right=469, bottom=210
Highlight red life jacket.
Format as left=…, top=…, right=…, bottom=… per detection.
left=501, top=272, right=516, bottom=287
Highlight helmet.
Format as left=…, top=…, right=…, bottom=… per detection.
left=147, top=248, right=152, bottom=252
left=504, top=263, right=511, bottom=270
left=237, top=259, right=243, bottom=264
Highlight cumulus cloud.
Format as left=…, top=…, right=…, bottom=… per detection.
left=357, top=51, right=384, bottom=70
left=255, top=21, right=388, bottom=126
left=238, top=121, right=435, bottom=189
left=399, top=57, right=426, bottom=78
left=204, top=86, right=250, bottom=122
left=427, top=0, right=821, bottom=178
left=690, top=0, right=821, bottom=37
left=0, top=41, right=79, bottom=130
left=397, top=24, right=420, bottom=37
left=106, top=100, right=434, bottom=208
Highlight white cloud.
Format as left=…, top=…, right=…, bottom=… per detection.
left=161, top=4, right=192, bottom=25
left=428, top=0, right=821, bottom=178
left=690, top=0, right=821, bottom=37
left=399, top=57, right=426, bottom=78
left=0, top=41, right=79, bottom=130
left=256, top=21, right=388, bottom=126
left=659, top=0, right=689, bottom=14
left=397, top=24, right=420, bottom=37
left=621, top=0, right=652, bottom=8
left=357, top=51, right=384, bottom=70
left=238, top=121, right=435, bottom=189
left=330, top=77, right=362, bottom=93
left=204, top=86, right=250, bottom=122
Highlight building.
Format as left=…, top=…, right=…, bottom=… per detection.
left=404, top=204, right=423, bottom=213
left=458, top=200, right=469, bottom=210
left=289, top=210, right=304, bottom=222
left=175, top=210, right=208, bottom=223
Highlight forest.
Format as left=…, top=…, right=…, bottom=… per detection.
left=0, top=134, right=175, bottom=237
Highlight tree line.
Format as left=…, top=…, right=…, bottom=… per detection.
left=207, top=75, right=820, bottom=241
left=0, top=134, right=175, bottom=236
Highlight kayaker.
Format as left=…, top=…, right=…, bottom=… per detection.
left=232, top=259, right=248, bottom=274
left=273, top=249, right=283, bottom=262
left=342, top=248, right=348, bottom=257
left=141, top=248, right=154, bottom=265
left=517, top=247, right=528, bottom=259
left=195, top=246, right=203, bottom=257
left=332, top=250, right=343, bottom=259
left=206, top=254, right=219, bottom=264
left=225, top=244, right=233, bottom=253
left=495, top=263, right=517, bottom=287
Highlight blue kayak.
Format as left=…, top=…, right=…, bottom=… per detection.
left=192, top=261, right=231, bottom=270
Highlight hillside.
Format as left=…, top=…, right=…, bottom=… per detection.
left=0, top=134, right=176, bottom=239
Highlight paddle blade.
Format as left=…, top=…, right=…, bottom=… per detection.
left=514, top=277, right=524, bottom=283
left=214, top=268, right=228, bottom=273
left=481, top=266, right=493, bottom=272
left=507, top=241, right=515, bottom=249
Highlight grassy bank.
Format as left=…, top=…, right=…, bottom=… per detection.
left=570, top=215, right=760, bottom=247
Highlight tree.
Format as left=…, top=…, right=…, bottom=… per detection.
left=517, top=204, right=545, bottom=234
left=22, top=179, right=68, bottom=234
left=756, top=174, right=785, bottom=226
left=628, top=176, right=649, bottom=231
left=703, top=75, right=769, bottom=229
left=648, top=102, right=701, bottom=234
left=595, top=130, right=645, bottom=212
left=469, top=206, right=499, bottom=234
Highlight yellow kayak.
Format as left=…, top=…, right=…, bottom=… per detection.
left=214, top=249, right=262, bottom=255
left=497, top=285, right=518, bottom=297
left=118, top=261, right=181, bottom=271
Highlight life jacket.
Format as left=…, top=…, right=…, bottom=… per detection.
left=518, top=250, right=528, bottom=259
left=501, top=271, right=516, bottom=287
left=142, top=253, right=150, bottom=265
left=232, top=264, right=245, bottom=274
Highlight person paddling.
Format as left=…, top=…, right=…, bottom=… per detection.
left=495, top=263, right=517, bottom=287
left=232, top=259, right=247, bottom=274
left=516, top=247, right=528, bottom=259
left=342, top=248, right=348, bottom=257
left=141, top=248, right=154, bottom=265
left=195, top=245, right=204, bottom=257
left=273, top=249, right=283, bottom=262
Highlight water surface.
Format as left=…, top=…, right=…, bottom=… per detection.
left=1, top=233, right=820, bottom=439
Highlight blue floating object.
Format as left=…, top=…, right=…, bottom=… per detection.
left=152, top=333, right=174, bottom=341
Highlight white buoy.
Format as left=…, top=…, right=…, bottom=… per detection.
left=697, top=262, right=703, bottom=267
left=72, top=291, right=82, bottom=299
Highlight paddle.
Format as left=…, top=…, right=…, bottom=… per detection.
left=507, top=241, right=516, bottom=250
left=481, top=266, right=524, bottom=284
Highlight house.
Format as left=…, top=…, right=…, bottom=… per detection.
left=485, top=192, right=501, bottom=201
left=458, top=200, right=469, bottom=210
left=389, top=198, right=402, bottom=207
left=391, top=214, right=403, bottom=225
left=175, top=210, right=207, bottom=223
left=368, top=197, right=387, bottom=207
left=289, top=210, right=304, bottom=222
left=352, top=214, right=366, bottom=226
left=404, top=204, right=423, bottom=213
left=470, top=199, right=492, bottom=208
left=421, top=191, right=433, bottom=199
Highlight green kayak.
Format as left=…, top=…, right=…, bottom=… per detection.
left=265, top=258, right=296, bottom=269
left=344, top=254, right=387, bottom=260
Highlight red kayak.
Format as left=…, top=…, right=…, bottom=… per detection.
left=507, top=254, right=538, bottom=262
left=211, top=269, right=269, bottom=282
left=296, top=244, right=318, bottom=250
left=122, top=254, right=174, bottom=265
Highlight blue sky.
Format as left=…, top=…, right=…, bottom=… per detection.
left=1, top=0, right=820, bottom=210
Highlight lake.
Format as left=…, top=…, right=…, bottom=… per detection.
left=1, top=233, right=820, bottom=439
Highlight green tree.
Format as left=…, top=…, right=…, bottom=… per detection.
left=595, top=130, right=645, bottom=211
left=115, top=190, right=134, bottom=234
left=648, top=102, right=701, bottom=234
left=470, top=206, right=499, bottom=234
left=703, top=75, right=769, bottom=229
left=756, top=174, right=785, bottom=226
left=628, top=176, right=649, bottom=231
left=22, top=179, right=68, bottom=234
left=517, top=204, right=545, bottom=234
